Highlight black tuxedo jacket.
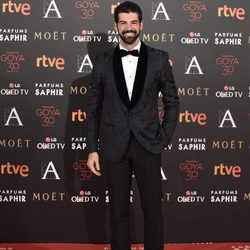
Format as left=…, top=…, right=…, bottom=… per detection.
left=86, top=41, right=180, bottom=162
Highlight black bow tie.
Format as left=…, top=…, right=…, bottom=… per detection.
left=119, top=49, right=139, bottom=57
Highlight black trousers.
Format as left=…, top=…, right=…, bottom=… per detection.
left=105, top=132, right=164, bottom=250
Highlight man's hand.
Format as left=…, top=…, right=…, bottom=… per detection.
left=87, top=152, right=101, bottom=176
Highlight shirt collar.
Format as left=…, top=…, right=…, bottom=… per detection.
left=119, top=40, right=141, bottom=52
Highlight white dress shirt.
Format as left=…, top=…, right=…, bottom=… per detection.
left=119, top=41, right=141, bottom=101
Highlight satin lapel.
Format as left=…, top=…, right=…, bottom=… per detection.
left=113, top=45, right=130, bottom=110
left=130, top=41, right=148, bottom=110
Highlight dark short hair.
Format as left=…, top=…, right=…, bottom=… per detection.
left=114, top=1, right=142, bottom=23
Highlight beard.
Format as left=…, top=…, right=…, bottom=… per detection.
left=118, top=29, right=140, bottom=45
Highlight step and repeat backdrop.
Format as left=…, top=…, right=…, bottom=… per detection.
left=0, top=0, right=249, bottom=245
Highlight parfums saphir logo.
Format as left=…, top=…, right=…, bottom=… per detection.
left=0, top=28, right=28, bottom=42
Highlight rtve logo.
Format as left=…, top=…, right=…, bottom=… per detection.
left=1, top=0, right=30, bottom=15
left=179, top=110, right=207, bottom=125
left=214, top=163, right=241, bottom=178
left=218, top=5, right=245, bottom=20
left=72, top=109, right=86, bottom=122
left=36, top=55, right=65, bottom=70
left=0, top=162, right=29, bottom=177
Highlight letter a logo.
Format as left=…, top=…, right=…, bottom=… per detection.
left=152, top=2, right=170, bottom=20
left=77, top=54, right=93, bottom=73
left=161, top=167, right=167, bottom=180
left=43, top=0, right=62, bottom=18
left=41, top=161, right=60, bottom=179
left=4, top=107, right=23, bottom=126
left=185, top=56, right=204, bottom=74
left=218, top=109, right=237, bottom=128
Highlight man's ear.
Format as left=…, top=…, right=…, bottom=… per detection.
left=140, top=21, right=144, bottom=31
left=114, top=22, right=118, bottom=32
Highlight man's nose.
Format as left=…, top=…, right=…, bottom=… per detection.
left=126, top=23, right=132, bottom=30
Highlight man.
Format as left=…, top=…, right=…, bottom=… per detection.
left=86, top=1, right=180, bottom=250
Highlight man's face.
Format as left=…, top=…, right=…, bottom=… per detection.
left=115, top=12, right=143, bottom=45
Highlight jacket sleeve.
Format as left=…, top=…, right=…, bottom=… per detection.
left=159, top=52, right=180, bottom=146
left=86, top=54, right=104, bottom=153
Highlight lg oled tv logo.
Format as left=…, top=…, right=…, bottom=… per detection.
left=73, top=29, right=101, bottom=42
left=37, top=137, right=65, bottom=150
left=181, top=32, right=208, bottom=45
left=177, top=190, right=205, bottom=203
left=215, top=85, right=243, bottom=99
left=0, top=82, right=29, bottom=96
left=72, top=190, right=100, bottom=203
